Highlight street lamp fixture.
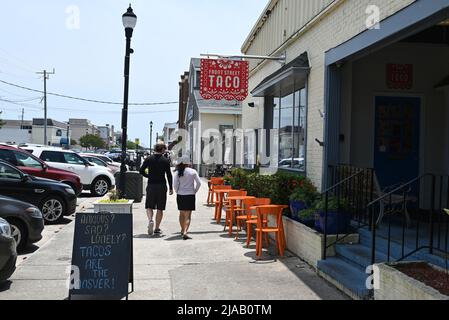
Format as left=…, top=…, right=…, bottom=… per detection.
left=119, top=4, right=137, bottom=198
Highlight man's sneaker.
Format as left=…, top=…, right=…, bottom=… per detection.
left=148, top=221, right=154, bottom=235
left=154, top=229, right=162, bottom=235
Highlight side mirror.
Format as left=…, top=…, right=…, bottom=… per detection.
left=42, top=164, right=48, bottom=171
left=21, top=174, right=31, bottom=182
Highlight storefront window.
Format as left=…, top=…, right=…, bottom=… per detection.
left=270, top=87, right=307, bottom=172
left=279, top=93, right=294, bottom=165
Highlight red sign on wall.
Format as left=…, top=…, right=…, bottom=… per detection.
left=200, top=59, right=249, bottom=101
left=386, top=64, right=413, bottom=90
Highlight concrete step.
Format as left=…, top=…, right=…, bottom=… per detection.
left=359, top=227, right=447, bottom=268
left=335, top=244, right=389, bottom=269
left=317, top=257, right=372, bottom=300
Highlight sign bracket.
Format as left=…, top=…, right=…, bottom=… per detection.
left=200, top=52, right=286, bottom=65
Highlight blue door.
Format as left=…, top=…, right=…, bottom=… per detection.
left=374, top=96, right=421, bottom=189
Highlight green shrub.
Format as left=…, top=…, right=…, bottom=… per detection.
left=289, top=179, right=319, bottom=206
left=314, top=196, right=352, bottom=212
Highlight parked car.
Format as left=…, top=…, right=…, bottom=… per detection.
left=0, top=145, right=82, bottom=195
left=279, top=157, right=305, bottom=170
left=0, top=217, right=17, bottom=282
left=80, top=154, right=120, bottom=174
left=0, top=160, right=77, bottom=224
left=0, top=196, right=44, bottom=251
left=26, top=147, right=116, bottom=197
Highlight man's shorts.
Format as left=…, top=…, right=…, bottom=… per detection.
left=146, top=184, right=168, bottom=210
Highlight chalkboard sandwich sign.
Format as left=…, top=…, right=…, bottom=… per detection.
left=68, top=212, right=133, bottom=300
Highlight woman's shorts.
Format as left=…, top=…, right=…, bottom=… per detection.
left=177, top=194, right=196, bottom=211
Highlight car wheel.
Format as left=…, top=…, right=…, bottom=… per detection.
left=41, top=196, right=65, bottom=224
left=8, top=219, right=28, bottom=252
left=91, top=177, right=110, bottom=197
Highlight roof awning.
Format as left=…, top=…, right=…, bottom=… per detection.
left=251, top=52, right=310, bottom=97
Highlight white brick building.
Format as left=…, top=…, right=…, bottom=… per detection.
left=241, top=0, right=449, bottom=190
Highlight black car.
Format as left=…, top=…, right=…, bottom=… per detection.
left=0, top=217, right=16, bottom=282
left=0, top=196, right=44, bottom=251
left=0, top=160, right=77, bottom=224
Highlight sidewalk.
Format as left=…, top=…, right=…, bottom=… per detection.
left=0, top=180, right=347, bottom=300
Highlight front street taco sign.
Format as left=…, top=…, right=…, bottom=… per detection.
left=200, top=59, right=249, bottom=102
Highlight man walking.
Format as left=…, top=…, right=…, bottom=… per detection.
left=140, top=143, right=173, bottom=235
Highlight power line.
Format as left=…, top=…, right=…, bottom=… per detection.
left=0, top=79, right=179, bottom=106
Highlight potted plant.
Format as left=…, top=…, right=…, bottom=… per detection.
left=93, top=189, right=134, bottom=214
left=295, top=207, right=317, bottom=228
left=314, top=196, right=352, bottom=234
left=289, top=179, right=318, bottom=219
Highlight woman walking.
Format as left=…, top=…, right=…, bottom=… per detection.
left=173, top=157, right=202, bottom=240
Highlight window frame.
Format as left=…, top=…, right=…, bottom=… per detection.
left=268, top=80, right=308, bottom=173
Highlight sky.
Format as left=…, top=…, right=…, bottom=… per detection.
left=0, top=0, right=268, bottom=147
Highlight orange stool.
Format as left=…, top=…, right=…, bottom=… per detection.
left=244, top=198, right=272, bottom=246
left=224, top=191, right=247, bottom=233
left=255, top=205, right=288, bottom=257
left=236, top=198, right=271, bottom=240
left=213, top=186, right=232, bottom=222
left=207, top=177, right=224, bottom=205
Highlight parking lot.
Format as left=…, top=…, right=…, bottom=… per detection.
left=14, top=193, right=102, bottom=267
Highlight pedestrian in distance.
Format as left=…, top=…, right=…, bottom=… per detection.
left=173, top=157, right=201, bottom=240
left=139, top=143, right=173, bottom=236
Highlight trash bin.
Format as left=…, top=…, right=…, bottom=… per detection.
left=115, top=172, right=143, bottom=203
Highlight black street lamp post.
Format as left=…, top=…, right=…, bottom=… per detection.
left=149, top=121, right=153, bottom=152
left=119, top=5, right=137, bottom=198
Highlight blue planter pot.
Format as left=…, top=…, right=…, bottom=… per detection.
left=318, top=210, right=351, bottom=235
left=289, top=200, right=307, bottom=217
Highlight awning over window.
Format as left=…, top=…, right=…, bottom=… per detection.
left=251, top=52, right=310, bottom=97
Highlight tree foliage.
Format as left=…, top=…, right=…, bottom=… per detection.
left=79, top=134, right=105, bottom=150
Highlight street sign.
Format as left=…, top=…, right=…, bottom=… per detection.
left=69, top=212, right=133, bottom=299
left=200, top=59, right=249, bottom=101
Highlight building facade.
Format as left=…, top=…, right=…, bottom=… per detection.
left=31, top=118, right=69, bottom=146
left=185, top=58, right=243, bottom=176
left=163, top=122, right=178, bottom=146
left=241, top=0, right=449, bottom=189
left=97, top=124, right=115, bottom=148
left=178, top=71, right=190, bottom=130
left=68, top=118, right=100, bottom=145
left=0, top=120, right=33, bottom=145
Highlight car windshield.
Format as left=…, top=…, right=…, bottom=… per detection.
left=97, top=155, right=112, bottom=163
left=87, top=157, right=106, bottom=167
left=14, top=151, right=43, bottom=168
left=64, top=152, right=86, bottom=165
left=0, top=162, right=22, bottom=180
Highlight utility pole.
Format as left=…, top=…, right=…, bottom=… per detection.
left=20, top=108, right=24, bottom=129
left=36, top=69, right=55, bottom=146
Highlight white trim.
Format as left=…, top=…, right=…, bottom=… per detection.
left=198, top=107, right=242, bottom=115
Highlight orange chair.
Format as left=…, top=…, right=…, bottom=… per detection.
left=214, top=185, right=232, bottom=222
left=207, top=177, right=224, bottom=205
left=255, top=205, right=288, bottom=257
left=236, top=198, right=271, bottom=239
left=223, top=190, right=247, bottom=232
left=244, top=198, right=272, bottom=246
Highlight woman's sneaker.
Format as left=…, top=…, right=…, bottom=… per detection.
left=148, top=221, right=154, bottom=235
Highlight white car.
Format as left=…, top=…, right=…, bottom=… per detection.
left=25, top=147, right=116, bottom=197
left=80, top=153, right=121, bottom=175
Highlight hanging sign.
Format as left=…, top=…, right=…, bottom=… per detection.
left=200, top=59, right=249, bottom=101
left=386, top=64, right=413, bottom=90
